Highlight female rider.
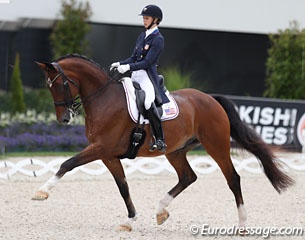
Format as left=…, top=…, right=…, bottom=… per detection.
left=111, top=5, right=169, bottom=152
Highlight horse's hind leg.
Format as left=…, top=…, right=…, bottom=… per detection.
left=203, top=139, right=247, bottom=228
left=221, top=162, right=247, bottom=228
left=156, top=149, right=197, bottom=225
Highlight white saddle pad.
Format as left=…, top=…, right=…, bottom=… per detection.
left=121, top=77, right=179, bottom=124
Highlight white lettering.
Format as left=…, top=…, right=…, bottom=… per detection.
left=191, top=224, right=305, bottom=237
left=259, top=107, right=274, bottom=125
left=239, top=106, right=253, bottom=123
left=236, top=104, right=299, bottom=146
left=252, top=107, right=261, bottom=124
left=255, top=125, right=262, bottom=135
left=274, top=108, right=290, bottom=126
left=273, top=128, right=288, bottom=145
left=261, top=126, right=274, bottom=144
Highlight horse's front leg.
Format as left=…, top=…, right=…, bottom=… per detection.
left=32, top=144, right=101, bottom=200
left=102, top=157, right=137, bottom=231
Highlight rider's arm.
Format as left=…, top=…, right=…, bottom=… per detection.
left=129, top=36, right=164, bottom=71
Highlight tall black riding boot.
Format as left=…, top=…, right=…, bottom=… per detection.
left=147, top=103, right=167, bottom=152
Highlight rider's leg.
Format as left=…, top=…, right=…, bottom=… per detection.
left=131, top=70, right=167, bottom=152
left=147, top=102, right=167, bottom=152
left=131, top=70, right=155, bottom=110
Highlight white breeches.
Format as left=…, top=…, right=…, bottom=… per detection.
left=131, top=70, right=155, bottom=110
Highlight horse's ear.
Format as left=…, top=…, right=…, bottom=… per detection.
left=35, top=61, right=56, bottom=72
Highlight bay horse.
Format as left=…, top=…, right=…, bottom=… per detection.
left=33, top=54, right=293, bottom=231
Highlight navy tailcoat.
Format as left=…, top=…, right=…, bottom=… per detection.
left=120, top=29, right=170, bottom=105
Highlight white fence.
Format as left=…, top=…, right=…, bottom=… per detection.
left=1, top=154, right=305, bottom=180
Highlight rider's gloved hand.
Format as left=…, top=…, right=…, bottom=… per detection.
left=110, top=62, right=120, bottom=70
left=117, top=64, right=130, bottom=74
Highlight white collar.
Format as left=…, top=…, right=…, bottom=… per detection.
left=145, top=26, right=158, bottom=38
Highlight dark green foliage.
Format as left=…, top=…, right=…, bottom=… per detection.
left=0, top=90, right=10, bottom=112
left=265, top=22, right=305, bottom=99
left=24, top=88, right=54, bottom=113
left=9, top=53, right=26, bottom=113
left=0, top=88, right=53, bottom=113
left=160, top=66, right=191, bottom=91
left=50, top=0, right=92, bottom=59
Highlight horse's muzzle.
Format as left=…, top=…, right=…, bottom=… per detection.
left=58, top=111, right=72, bottom=124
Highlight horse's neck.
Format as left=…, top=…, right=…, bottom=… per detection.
left=81, top=78, right=124, bottom=114
left=78, top=68, right=110, bottom=101
left=68, top=60, right=125, bottom=118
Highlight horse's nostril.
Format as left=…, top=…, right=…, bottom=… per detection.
left=63, top=118, right=70, bottom=124
left=59, top=115, right=70, bottom=124
left=60, top=112, right=71, bottom=124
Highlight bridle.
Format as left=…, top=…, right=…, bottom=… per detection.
left=48, top=62, right=82, bottom=117
left=47, top=62, right=114, bottom=118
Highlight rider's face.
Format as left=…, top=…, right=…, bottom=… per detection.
left=143, top=16, right=155, bottom=28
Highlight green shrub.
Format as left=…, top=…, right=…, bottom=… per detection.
left=1, top=88, right=55, bottom=114
left=265, top=21, right=305, bottom=99
left=160, top=66, right=191, bottom=91
left=9, top=53, right=26, bottom=113
left=50, top=0, right=92, bottom=59
left=24, top=88, right=54, bottom=113
left=0, top=90, right=10, bottom=112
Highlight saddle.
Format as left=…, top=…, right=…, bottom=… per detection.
left=120, top=81, right=164, bottom=159
left=109, top=67, right=165, bottom=119
left=132, top=81, right=163, bottom=119
left=109, top=68, right=178, bottom=159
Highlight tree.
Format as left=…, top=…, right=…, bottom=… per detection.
left=265, top=21, right=305, bottom=99
left=50, top=0, right=92, bottom=59
left=9, top=53, right=26, bottom=113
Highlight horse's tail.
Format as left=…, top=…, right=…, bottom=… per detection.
left=213, top=95, right=294, bottom=193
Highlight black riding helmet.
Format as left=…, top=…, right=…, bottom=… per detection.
left=139, top=5, right=163, bottom=28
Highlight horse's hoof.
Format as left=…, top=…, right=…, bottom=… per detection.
left=31, top=190, right=49, bottom=200
left=117, top=223, right=132, bottom=232
left=156, top=209, right=170, bottom=225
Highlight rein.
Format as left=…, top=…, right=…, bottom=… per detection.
left=80, top=79, right=114, bottom=108
left=49, top=62, right=115, bottom=116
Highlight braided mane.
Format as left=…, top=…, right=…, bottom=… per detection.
left=55, top=53, right=102, bottom=70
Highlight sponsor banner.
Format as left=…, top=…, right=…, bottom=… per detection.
left=227, top=96, right=305, bottom=152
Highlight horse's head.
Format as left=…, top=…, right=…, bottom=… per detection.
left=36, top=61, right=80, bottom=124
